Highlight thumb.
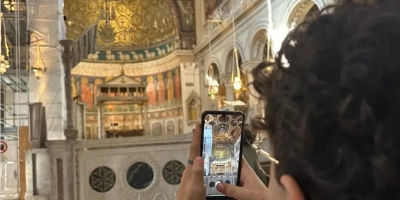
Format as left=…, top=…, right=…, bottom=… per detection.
left=217, top=183, right=249, bottom=199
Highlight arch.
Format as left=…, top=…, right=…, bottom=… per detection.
left=222, top=41, right=245, bottom=74
left=207, top=63, right=220, bottom=81
left=224, top=48, right=243, bottom=75
left=276, top=0, right=327, bottom=29
left=245, top=19, right=269, bottom=60
left=206, top=55, right=223, bottom=76
left=248, top=28, right=269, bottom=61
left=287, top=0, right=319, bottom=27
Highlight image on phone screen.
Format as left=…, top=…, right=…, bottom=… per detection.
left=202, top=113, right=243, bottom=196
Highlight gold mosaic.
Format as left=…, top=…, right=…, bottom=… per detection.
left=64, top=0, right=177, bottom=48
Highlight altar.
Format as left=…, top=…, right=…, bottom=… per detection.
left=96, top=69, right=149, bottom=138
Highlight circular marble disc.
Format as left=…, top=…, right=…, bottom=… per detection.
left=162, top=160, right=185, bottom=185
left=126, top=162, right=154, bottom=189
left=89, top=166, right=116, bottom=193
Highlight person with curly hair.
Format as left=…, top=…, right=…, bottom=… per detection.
left=177, top=0, right=400, bottom=199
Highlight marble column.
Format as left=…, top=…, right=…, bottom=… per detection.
left=59, top=40, right=78, bottom=140
left=99, top=106, right=105, bottom=139
left=180, top=62, right=200, bottom=133
left=144, top=103, right=149, bottom=135
left=59, top=39, right=78, bottom=200
left=26, top=0, right=67, bottom=140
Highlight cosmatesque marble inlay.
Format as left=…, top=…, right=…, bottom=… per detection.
left=89, top=166, right=116, bottom=193
left=126, top=162, right=154, bottom=189
left=162, top=160, right=185, bottom=185
left=120, top=155, right=158, bottom=194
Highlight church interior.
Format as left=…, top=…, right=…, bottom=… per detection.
left=0, top=0, right=327, bottom=199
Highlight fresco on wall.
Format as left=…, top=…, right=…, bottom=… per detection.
left=72, top=66, right=182, bottom=113
left=204, top=0, right=224, bottom=20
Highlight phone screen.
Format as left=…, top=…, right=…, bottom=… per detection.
left=202, top=112, right=244, bottom=197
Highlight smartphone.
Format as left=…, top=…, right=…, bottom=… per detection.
left=200, top=110, right=245, bottom=199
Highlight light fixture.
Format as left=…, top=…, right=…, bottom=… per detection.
left=231, top=15, right=242, bottom=92
left=233, top=76, right=242, bottom=91
left=207, top=22, right=220, bottom=100
left=4, top=0, right=16, bottom=12
left=208, top=84, right=219, bottom=100
left=30, top=34, right=47, bottom=79
left=0, top=56, right=10, bottom=75
left=0, top=14, right=11, bottom=75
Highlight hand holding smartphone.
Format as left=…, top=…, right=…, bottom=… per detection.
left=200, top=110, right=245, bottom=199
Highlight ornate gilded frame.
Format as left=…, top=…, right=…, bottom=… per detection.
left=185, top=90, right=201, bottom=125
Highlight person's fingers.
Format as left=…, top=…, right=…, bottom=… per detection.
left=189, top=123, right=201, bottom=160
left=217, top=182, right=250, bottom=200
left=186, top=124, right=201, bottom=170
left=191, top=156, right=206, bottom=195
left=191, top=156, right=204, bottom=183
left=240, top=156, right=254, bottom=183
left=182, top=124, right=201, bottom=182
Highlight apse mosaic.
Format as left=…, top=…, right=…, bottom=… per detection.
left=89, top=166, right=116, bottom=193
left=72, top=66, right=182, bottom=112
left=162, top=160, right=185, bottom=185
left=64, top=0, right=177, bottom=47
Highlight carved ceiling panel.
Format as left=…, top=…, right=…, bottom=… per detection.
left=64, top=0, right=178, bottom=49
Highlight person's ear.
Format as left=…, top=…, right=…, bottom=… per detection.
left=280, top=175, right=305, bottom=200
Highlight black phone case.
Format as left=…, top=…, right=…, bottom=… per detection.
left=200, top=110, right=246, bottom=200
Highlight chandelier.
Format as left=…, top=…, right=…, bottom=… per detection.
left=231, top=16, right=242, bottom=92
left=207, top=21, right=220, bottom=100
left=0, top=14, right=11, bottom=75
left=3, top=0, right=24, bottom=12
left=207, top=68, right=219, bottom=100
left=208, top=85, right=218, bottom=100
left=0, top=56, right=10, bottom=74
left=30, top=34, right=47, bottom=79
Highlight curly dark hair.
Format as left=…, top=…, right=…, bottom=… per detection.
left=252, top=0, right=400, bottom=199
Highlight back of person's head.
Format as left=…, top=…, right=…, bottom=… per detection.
left=252, top=0, right=400, bottom=199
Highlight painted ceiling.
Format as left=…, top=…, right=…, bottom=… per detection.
left=64, top=0, right=179, bottom=50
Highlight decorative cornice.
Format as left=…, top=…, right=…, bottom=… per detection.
left=84, top=42, right=176, bottom=63
left=72, top=50, right=194, bottom=76
left=193, top=0, right=263, bottom=55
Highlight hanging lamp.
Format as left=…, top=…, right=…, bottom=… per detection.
left=0, top=15, right=11, bottom=75
left=207, top=21, right=219, bottom=100
left=231, top=14, right=242, bottom=92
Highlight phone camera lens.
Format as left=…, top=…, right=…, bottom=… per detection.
left=209, top=181, right=215, bottom=187
left=225, top=180, right=231, bottom=184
